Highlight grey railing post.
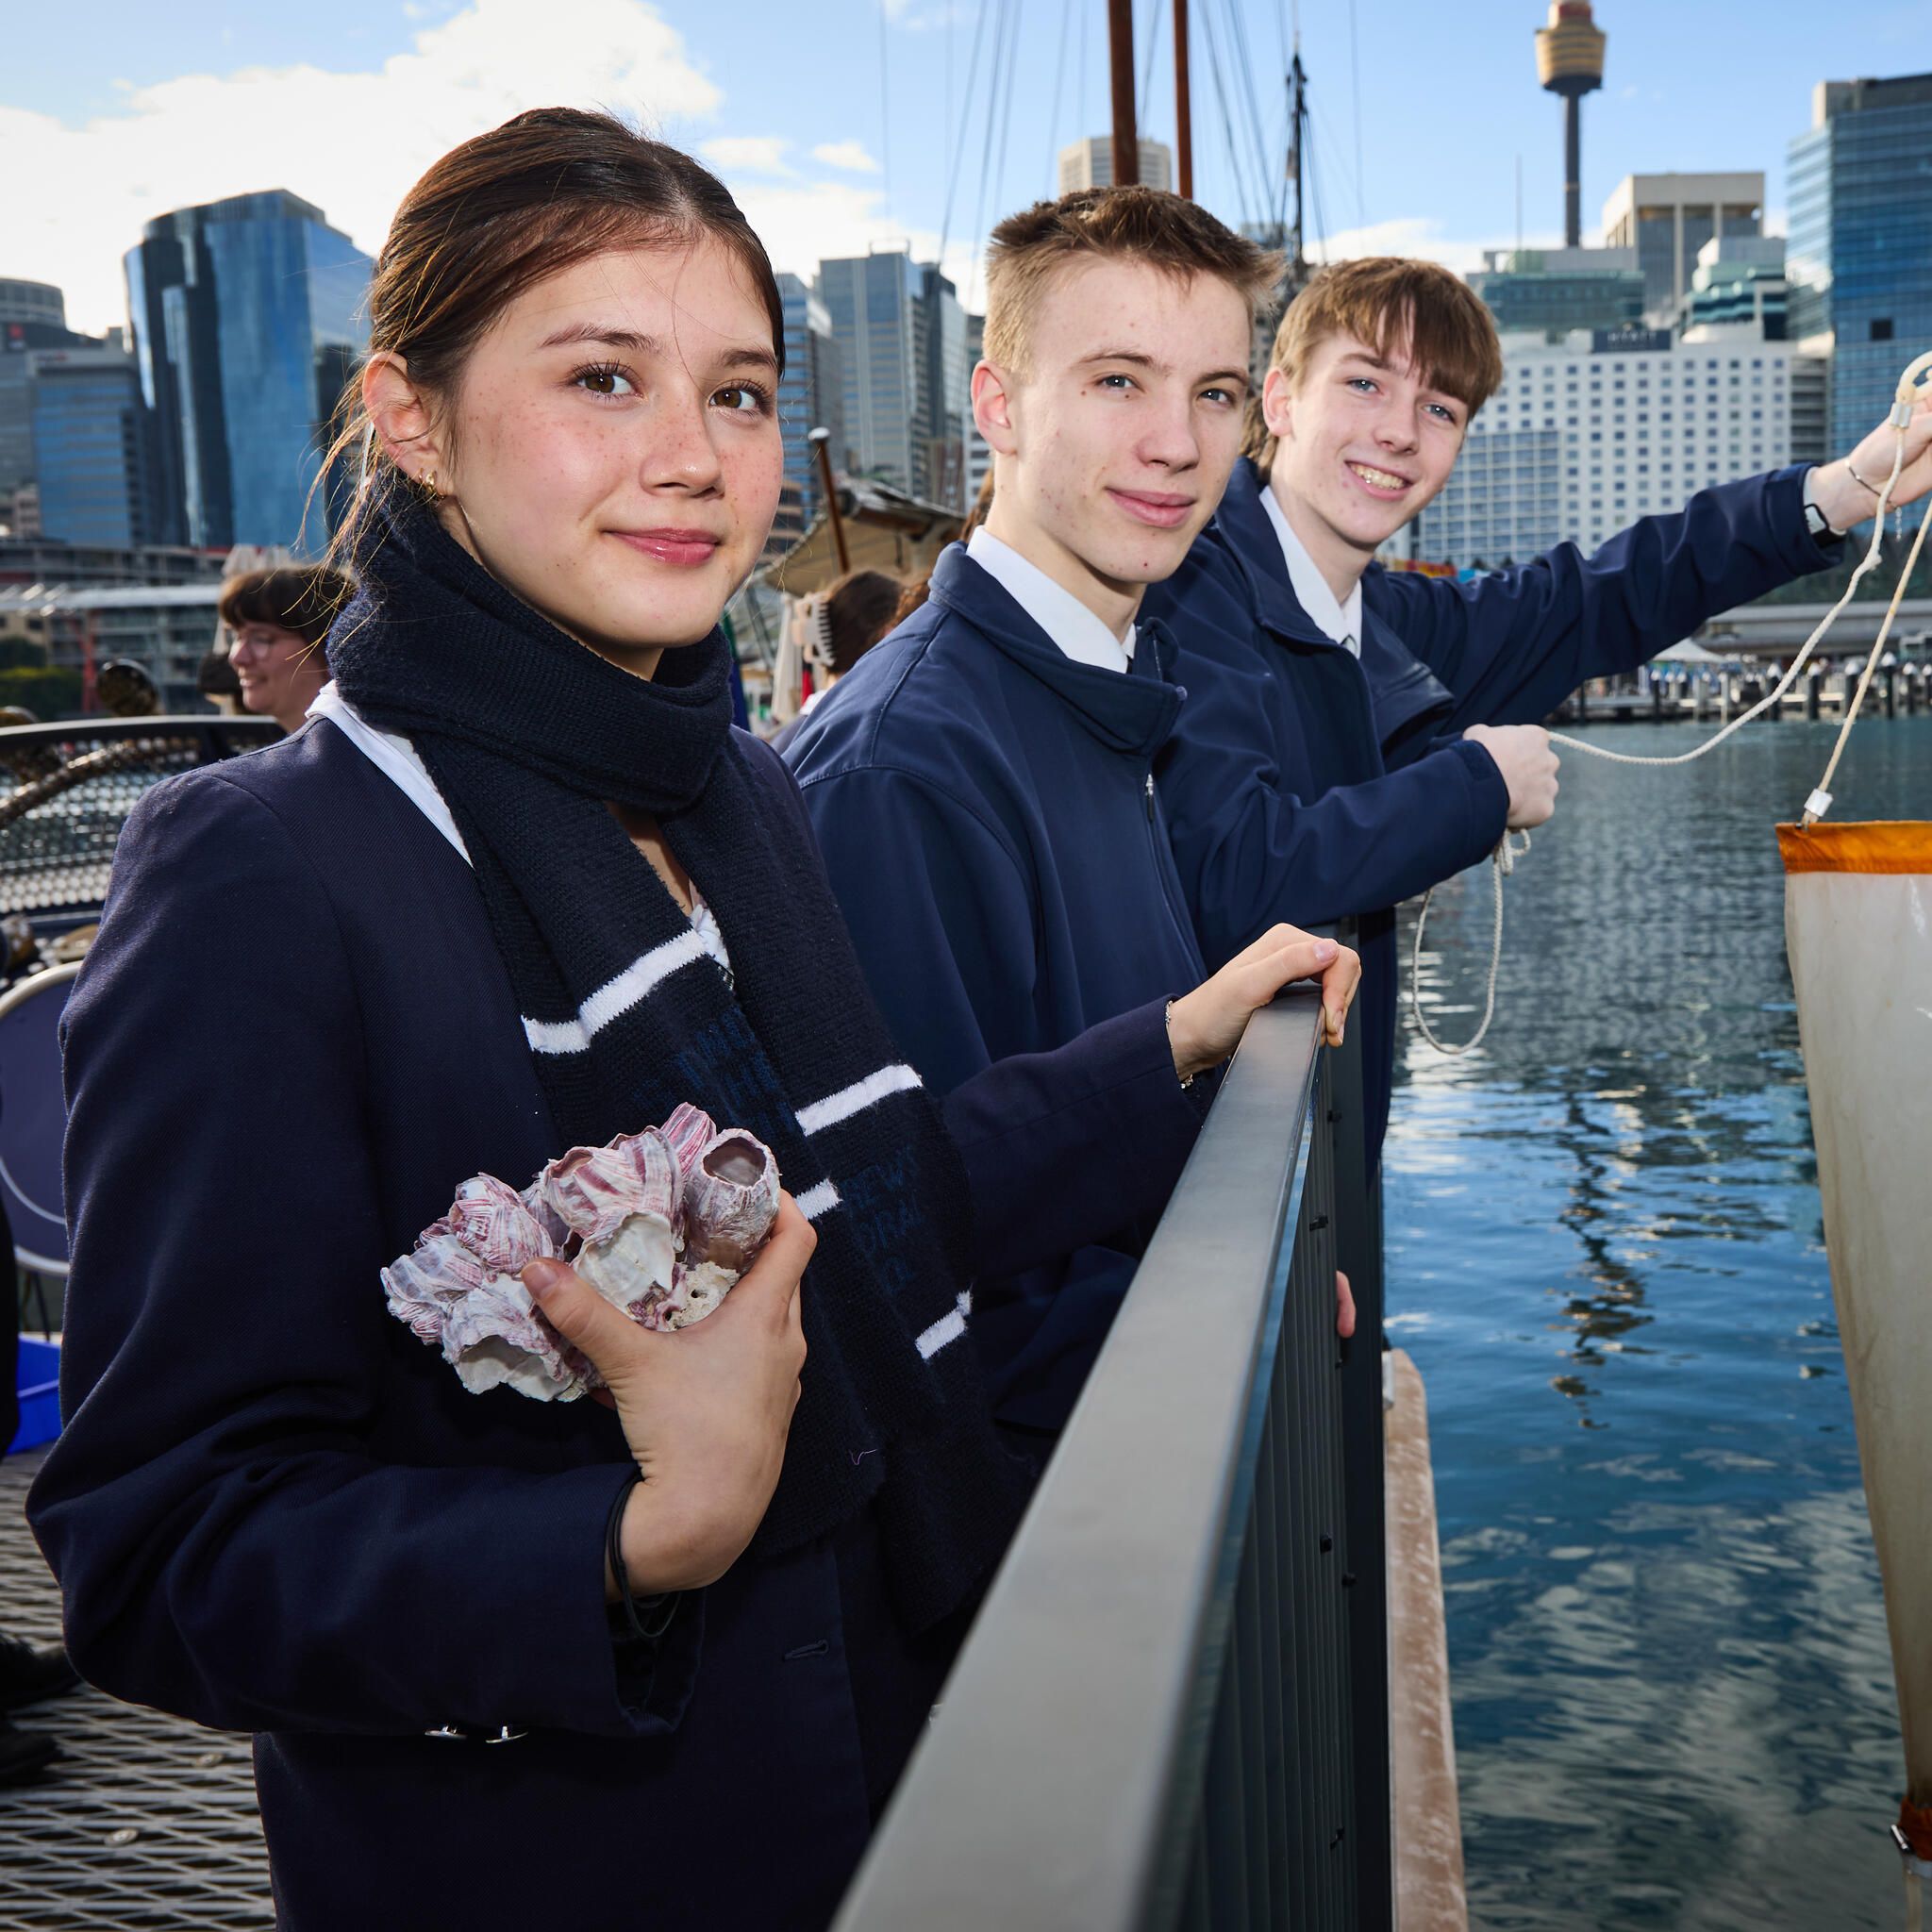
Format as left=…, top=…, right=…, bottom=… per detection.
left=1327, top=1002, right=1393, bottom=1931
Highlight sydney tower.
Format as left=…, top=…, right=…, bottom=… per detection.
left=1535, top=1, right=1607, bottom=247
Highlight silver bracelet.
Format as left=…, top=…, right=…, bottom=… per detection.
left=1846, top=459, right=1883, bottom=499
left=1164, top=999, right=1195, bottom=1089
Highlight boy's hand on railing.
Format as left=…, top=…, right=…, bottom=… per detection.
left=1167, top=924, right=1363, bottom=1083
left=521, top=1193, right=813, bottom=1596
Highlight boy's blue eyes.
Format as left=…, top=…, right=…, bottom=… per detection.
left=1346, top=376, right=1458, bottom=423
left=1096, top=373, right=1241, bottom=406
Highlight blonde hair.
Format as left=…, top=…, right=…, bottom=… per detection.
left=984, top=187, right=1283, bottom=379
left=1244, top=258, right=1505, bottom=465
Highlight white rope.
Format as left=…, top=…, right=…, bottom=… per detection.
left=1543, top=431, right=1905, bottom=772
left=1408, top=829, right=1530, bottom=1057
left=1807, top=496, right=1932, bottom=819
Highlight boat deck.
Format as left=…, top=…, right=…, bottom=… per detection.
left=0, top=1447, right=272, bottom=1930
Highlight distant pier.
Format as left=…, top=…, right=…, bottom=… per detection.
left=1553, top=662, right=1931, bottom=726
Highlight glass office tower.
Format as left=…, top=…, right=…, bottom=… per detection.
left=1788, top=73, right=1932, bottom=525
left=125, top=191, right=371, bottom=554
left=817, top=251, right=923, bottom=495
left=27, top=343, right=154, bottom=547
left=771, top=273, right=842, bottom=554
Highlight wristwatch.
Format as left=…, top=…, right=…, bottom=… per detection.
left=1803, top=467, right=1845, bottom=544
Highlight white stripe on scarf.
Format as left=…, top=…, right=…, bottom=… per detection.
left=915, top=1291, right=973, bottom=1361
left=522, top=929, right=711, bottom=1056
left=794, top=1179, right=841, bottom=1222
left=795, top=1063, right=923, bottom=1135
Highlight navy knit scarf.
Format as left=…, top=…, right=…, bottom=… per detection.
left=330, top=495, right=1027, bottom=1627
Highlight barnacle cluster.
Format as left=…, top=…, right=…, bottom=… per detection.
left=383, top=1104, right=779, bottom=1401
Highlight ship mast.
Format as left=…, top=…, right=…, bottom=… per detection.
left=1108, top=0, right=1137, bottom=192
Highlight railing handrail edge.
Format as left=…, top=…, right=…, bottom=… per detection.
left=832, top=995, right=1326, bottom=1931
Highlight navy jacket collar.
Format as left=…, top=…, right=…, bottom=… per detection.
left=1211, top=459, right=1454, bottom=753
left=927, top=543, right=1182, bottom=760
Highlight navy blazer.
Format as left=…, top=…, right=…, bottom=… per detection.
left=27, top=719, right=1187, bottom=1930
left=785, top=547, right=1211, bottom=1432
left=1146, top=458, right=1838, bottom=1154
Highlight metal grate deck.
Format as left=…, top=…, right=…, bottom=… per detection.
left=0, top=1448, right=274, bottom=1930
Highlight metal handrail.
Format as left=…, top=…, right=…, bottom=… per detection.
left=835, top=992, right=1378, bottom=1930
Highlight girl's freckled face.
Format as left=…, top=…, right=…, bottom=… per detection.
left=432, top=239, right=783, bottom=673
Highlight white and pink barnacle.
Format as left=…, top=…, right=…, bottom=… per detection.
left=680, top=1129, right=781, bottom=1274
left=575, top=1198, right=680, bottom=1319
left=658, top=1103, right=717, bottom=1180
left=440, top=1273, right=586, bottom=1403
left=443, top=1174, right=554, bottom=1274
left=535, top=1131, right=678, bottom=1248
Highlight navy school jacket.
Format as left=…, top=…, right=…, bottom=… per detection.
left=27, top=720, right=1206, bottom=1931
left=1144, top=458, right=1839, bottom=1156
left=785, top=546, right=1211, bottom=1433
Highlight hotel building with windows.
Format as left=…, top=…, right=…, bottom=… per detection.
left=1394, top=322, right=1824, bottom=569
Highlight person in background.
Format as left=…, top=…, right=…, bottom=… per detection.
left=218, top=566, right=353, bottom=734
left=785, top=189, right=1360, bottom=1448
left=770, top=569, right=903, bottom=756
left=1145, top=256, right=1932, bottom=1163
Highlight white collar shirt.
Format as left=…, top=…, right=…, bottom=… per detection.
left=966, top=526, right=1137, bottom=675
left=1259, top=486, right=1364, bottom=658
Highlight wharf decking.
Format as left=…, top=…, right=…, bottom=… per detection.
left=0, top=1447, right=272, bottom=1931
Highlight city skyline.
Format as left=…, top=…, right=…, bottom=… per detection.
left=5, top=0, right=1931, bottom=339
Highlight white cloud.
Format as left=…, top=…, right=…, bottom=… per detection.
left=811, top=139, right=880, bottom=175
left=0, top=0, right=721, bottom=336
left=700, top=135, right=793, bottom=176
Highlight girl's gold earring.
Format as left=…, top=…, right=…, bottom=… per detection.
left=425, top=469, right=439, bottom=499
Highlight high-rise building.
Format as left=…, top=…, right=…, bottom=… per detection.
left=125, top=190, right=371, bottom=555
left=1681, top=235, right=1790, bottom=338
left=916, top=264, right=971, bottom=508
left=0, top=280, right=65, bottom=330
left=1788, top=72, right=1932, bottom=511
left=771, top=273, right=842, bottom=555
left=1602, top=173, right=1764, bottom=317
left=1469, top=246, right=1644, bottom=337
left=1397, top=324, right=1811, bottom=567
left=1057, top=137, right=1174, bottom=194
left=27, top=340, right=155, bottom=548
left=965, top=311, right=991, bottom=506
left=1, top=279, right=93, bottom=503
left=817, top=251, right=922, bottom=494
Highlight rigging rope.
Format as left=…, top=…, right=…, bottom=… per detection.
left=936, top=0, right=994, bottom=263
left=1411, top=348, right=1932, bottom=1056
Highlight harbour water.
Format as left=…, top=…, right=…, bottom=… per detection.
left=1389, top=715, right=1932, bottom=1930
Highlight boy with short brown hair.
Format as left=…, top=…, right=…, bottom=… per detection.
left=1147, top=254, right=1932, bottom=1162
left=783, top=190, right=1355, bottom=1437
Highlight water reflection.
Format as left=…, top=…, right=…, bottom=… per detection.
left=1386, top=717, right=1932, bottom=1930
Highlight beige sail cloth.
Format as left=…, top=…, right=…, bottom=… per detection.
left=1779, top=821, right=1932, bottom=1838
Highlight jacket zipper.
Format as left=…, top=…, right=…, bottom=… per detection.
left=1142, top=768, right=1199, bottom=961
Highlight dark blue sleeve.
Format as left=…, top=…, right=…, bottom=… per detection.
left=796, top=761, right=1205, bottom=1272
left=1159, top=657, right=1508, bottom=969
left=941, top=1000, right=1207, bottom=1279
left=1375, top=465, right=1839, bottom=731
left=28, top=774, right=700, bottom=1740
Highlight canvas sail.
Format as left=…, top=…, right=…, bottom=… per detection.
left=1779, top=822, right=1932, bottom=1882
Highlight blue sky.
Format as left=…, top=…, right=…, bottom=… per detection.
left=4, top=0, right=1930, bottom=335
